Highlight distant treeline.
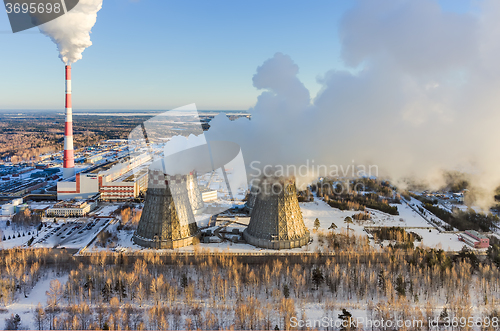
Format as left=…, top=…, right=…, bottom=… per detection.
left=411, top=193, right=438, bottom=205
left=421, top=204, right=499, bottom=232
left=371, top=227, right=422, bottom=243
left=324, top=193, right=399, bottom=215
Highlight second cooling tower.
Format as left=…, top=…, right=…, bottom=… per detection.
left=243, top=177, right=310, bottom=250
left=133, top=169, right=200, bottom=249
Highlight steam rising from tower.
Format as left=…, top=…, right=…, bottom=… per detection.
left=38, top=0, right=102, bottom=178
left=63, top=65, right=75, bottom=178
left=38, top=0, right=103, bottom=65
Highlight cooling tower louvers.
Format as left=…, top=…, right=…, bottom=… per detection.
left=133, top=169, right=200, bottom=249
left=243, top=177, right=310, bottom=250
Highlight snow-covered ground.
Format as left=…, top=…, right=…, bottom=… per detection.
left=32, top=218, right=112, bottom=250
left=92, top=204, right=119, bottom=217
left=303, top=198, right=482, bottom=252
left=3, top=273, right=69, bottom=330
left=104, top=194, right=475, bottom=254
left=0, top=221, right=36, bottom=249
left=403, top=198, right=453, bottom=231
left=411, top=228, right=468, bottom=251
left=1, top=191, right=482, bottom=254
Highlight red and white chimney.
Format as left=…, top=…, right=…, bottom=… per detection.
left=63, top=65, right=75, bottom=178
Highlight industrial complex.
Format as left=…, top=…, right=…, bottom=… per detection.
left=56, top=153, right=151, bottom=201
left=0, top=64, right=496, bottom=256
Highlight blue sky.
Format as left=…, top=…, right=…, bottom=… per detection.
left=0, top=0, right=478, bottom=110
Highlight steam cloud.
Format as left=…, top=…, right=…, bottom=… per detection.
left=39, top=0, right=103, bottom=64
left=204, top=0, right=500, bottom=209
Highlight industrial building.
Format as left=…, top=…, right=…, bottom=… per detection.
left=46, top=199, right=98, bottom=217
left=0, top=178, right=47, bottom=196
left=57, top=154, right=151, bottom=201
left=243, top=177, right=310, bottom=250
left=85, top=152, right=109, bottom=164
left=133, top=169, right=200, bottom=249
left=200, top=187, right=218, bottom=202
left=459, top=230, right=490, bottom=248
left=1, top=198, right=23, bottom=216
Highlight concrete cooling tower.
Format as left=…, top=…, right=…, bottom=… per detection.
left=186, top=172, right=205, bottom=215
left=243, top=177, right=310, bottom=249
left=133, top=169, right=200, bottom=249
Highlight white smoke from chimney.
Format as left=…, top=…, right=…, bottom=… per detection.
left=39, top=0, right=103, bottom=64
left=205, top=0, right=500, bottom=209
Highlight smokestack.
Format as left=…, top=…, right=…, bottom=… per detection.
left=63, top=65, right=75, bottom=179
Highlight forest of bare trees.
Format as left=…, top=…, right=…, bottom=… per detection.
left=1, top=230, right=500, bottom=330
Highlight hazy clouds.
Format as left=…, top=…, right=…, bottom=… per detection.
left=205, top=0, right=500, bottom=208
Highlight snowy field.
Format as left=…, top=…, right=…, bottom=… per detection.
left=2, top=273, right=69, bottom=330
left=0, top=220, right=36, bottom=249
left=301, top=198, right=473, bottom=252
left=103, top=195, right=474, bottom=254
left=410, top=228, right=467, bottom=251
left=1, top=192, right=480, bottom=254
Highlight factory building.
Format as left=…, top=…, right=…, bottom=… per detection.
left=1, top=198, right=23, bottom=216
left=85, top=152, right=108, bottom=164
left=57, top=173, right=99, bottom=200
left=57, top=154, right=151, bottom=201
left=243, top=177, right=310, bottom=250
left=0, top=178, right=47, bottom=196
left=459, top=230, right=489, bottom=248
left=46, top=199, right=98, bottom=217
left=99, top=167, right=149, bottom=201
left=200, top=187, right=218, bottom=202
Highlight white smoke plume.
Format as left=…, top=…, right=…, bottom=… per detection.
left=39, top=0, right=103, bottom=64
left=205, top=0, right=500, bottom=209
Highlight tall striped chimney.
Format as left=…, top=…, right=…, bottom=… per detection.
left=63, top=65, right=75, bottom=178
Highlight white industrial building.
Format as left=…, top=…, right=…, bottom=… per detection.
left=1, top=198, right=23, bottom=216
left=200, top=188, right=218, bottom=202
left=57, top=154, right=151, bottom=201
left=46, top=199, right=98, bottom=217
left=57, top=173, right=99, bottom=200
